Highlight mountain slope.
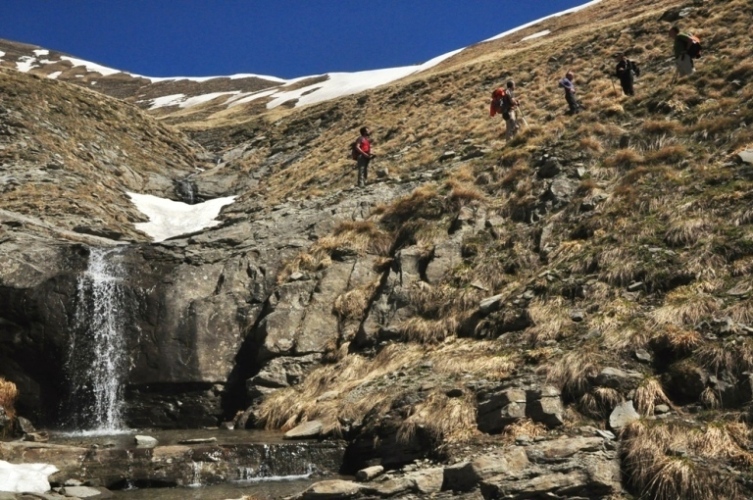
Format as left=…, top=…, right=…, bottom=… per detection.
left=2, top=0, right=753, bottom=497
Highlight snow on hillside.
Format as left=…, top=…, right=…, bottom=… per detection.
left=3, top=0, right=601, bottom=113
left=128, top=192, right=236, bottom=242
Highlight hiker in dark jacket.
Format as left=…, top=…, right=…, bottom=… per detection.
left=559, top=71, right=581, bottom=114
left=615, top=53, right=636, bottom=96
left=669, top=26, right=695, bottom=76
left=354, top=126, right=374, bottom=187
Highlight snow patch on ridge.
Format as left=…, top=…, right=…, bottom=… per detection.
left=485, top=0, right=602, bottom=42
left=127, top=192, right=236, bottom=242
left=521, top=30, right=551, bottom=41
left=60, top=56, right=121, bottom=76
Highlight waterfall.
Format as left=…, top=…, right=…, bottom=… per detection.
left=66, top=247, right=128, bottom=433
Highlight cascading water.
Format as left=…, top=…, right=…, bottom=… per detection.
left=66, top=247, right=129, bottom=433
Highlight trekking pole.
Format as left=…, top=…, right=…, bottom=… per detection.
left=518, top=107, right=529, bottom=128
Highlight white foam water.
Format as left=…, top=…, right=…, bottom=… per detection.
left=67, top=247, right=129, bottom=433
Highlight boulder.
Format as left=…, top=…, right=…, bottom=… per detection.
left=477, top=388, right=527, bottom=433
left=300, top=479, right=362, bottom=499
left=443, top=448, right=530, bottom=492
left=134, top=435, right=158, bottom=448
left=594, top=367, right=644, bottom=392
left=738, top=149, right=753, bottom=165
left=609, top=401, right=640, bottom=432
left=62, top=485, right=114, bottom=498
left=356, top=465, right=384, bottom=482
left=284, top=420, right=324, bottom=439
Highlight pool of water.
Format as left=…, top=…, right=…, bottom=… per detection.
left=111, top=477, right=319, bottom=500
left=49, top=428, right=288, bottom=449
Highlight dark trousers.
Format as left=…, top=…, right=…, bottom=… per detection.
left=565, top=92, right=580, bottom=114
left=357, top=156, right=370, bottom=187
left=620, top=76, right=634, bottom=96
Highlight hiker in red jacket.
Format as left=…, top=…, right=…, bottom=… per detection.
left=354, top=127, right=374, bottom=187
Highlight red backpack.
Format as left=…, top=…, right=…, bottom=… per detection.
left=490, top=88, right=507, bottom=117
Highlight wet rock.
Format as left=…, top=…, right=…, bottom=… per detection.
left=284, top=420, right=324, bottom=439
left=609, top=401, right=640, bottom=432
left=23, top=432, right=49, bottom=443
left=61, top=485, right=113, bottom=498
left=16, top=417, right=36, bottom=434
left=134, top=435, right=157, bottom=448
left=177, top=437, right=216, bottom=445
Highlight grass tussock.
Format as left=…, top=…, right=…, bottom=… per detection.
left=578, top=387, right=622, bottom=420
left=0, top=378, right=18, bottom=420
left=501, top=419, right=548, bottom=443
left=622, top=420, right=752, bottom=500
left=546, top=351, right=601, bottom=401
left=634, top=377, right=672, bottom=416
left=651, top=282, right=721, bottom=327
left=397, top=391, right=477, bottom=444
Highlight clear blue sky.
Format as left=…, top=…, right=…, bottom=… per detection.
left=3, top=1, right=590, bottom=79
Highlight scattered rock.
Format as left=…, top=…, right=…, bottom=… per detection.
left=177, top=437, right=217, bottom=445
left=738, top=149, right=753, bottom=165
left=655, top=404, right=671, bottom=414
left=134, top=435, right=158, bottom=448
left=284, top=420, right=324, bottom=439
left=634, top=349, right=652, bottom=363
left=299, top=479, right=362, bottom=499
left=62, top=485, right=114, bottom=498
left=609, top=401, right=640, bottom=432
left=356, top=465, right=384, bottom=482
left=594, top=367, right=644, bottom=392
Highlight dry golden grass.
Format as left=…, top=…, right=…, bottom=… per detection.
left=622, top=420, right=748, bottom=500
left=651, top=324, right=703, bottom=357
left=0, top=378, right=18, bottom=419
left=256, top=339, right=514, bottom=435
left=664, top=216, right=710, bottom=247
left=546, top=351, right=601, bottom=401
left=397, top=391, right=477, bottom=444
left=606, top=148, right=645, bottom=169
left=634, top=377, right=672, bottom=416
left=525, top=297, right=572, bottom=345
left=333, top=283, right=377, bottom=320
left=501, top=419, right=548, bottom=443
left=578, top=387, right=622, bottom=420
left=651, top=282, right=721, bottom=327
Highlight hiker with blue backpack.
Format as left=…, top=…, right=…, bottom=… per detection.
left=669, top=26, right=701, bottom=77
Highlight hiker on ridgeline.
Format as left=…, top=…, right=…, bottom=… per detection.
left=615, top=53, right=639, bottom=96
left=353, top=126, right=375, bottom=188
left=669, top=26, right=701, bottom=77
left=559, top=71, right=581, bottom=114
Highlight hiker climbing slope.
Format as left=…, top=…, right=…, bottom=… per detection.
left=615, top=53, right=639, bottom=96
left=669, top=26, right=701, bottom=77
left=559, top=71, right=581, bottom=114
left=353, top=126, right=375, bottom=188
left=490, top=82, right=520, bottom=141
